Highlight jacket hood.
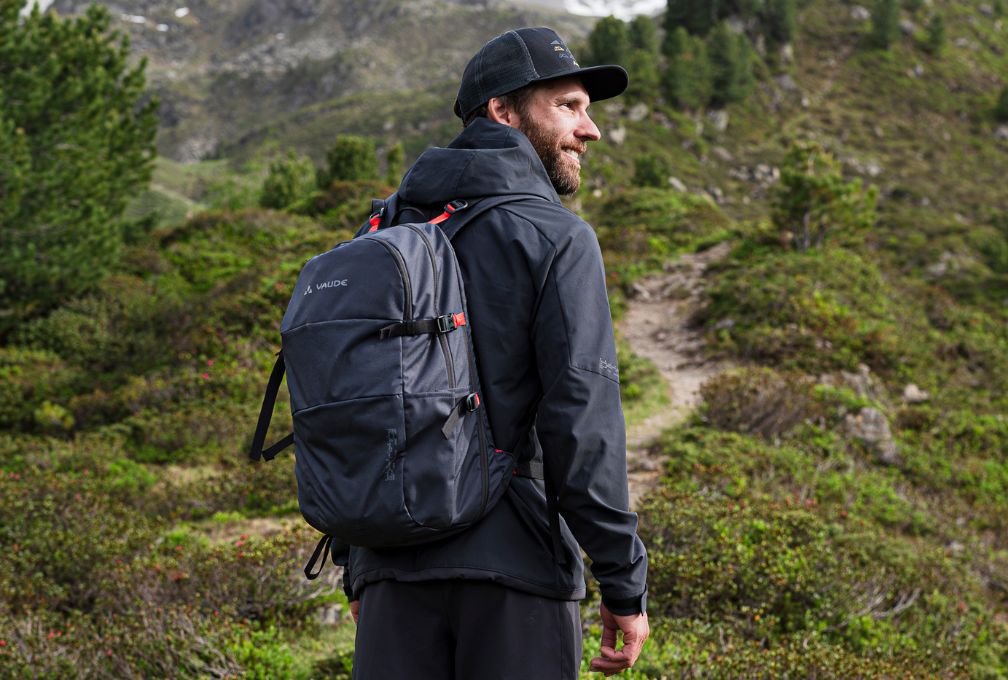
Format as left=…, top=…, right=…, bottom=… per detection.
left=398, top=118, right=561, bottom=206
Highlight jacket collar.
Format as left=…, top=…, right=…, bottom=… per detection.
left=398, top=118, right=560, bottom=206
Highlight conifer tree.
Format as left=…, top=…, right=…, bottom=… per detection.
left=762, top=0, right=797, bottom=47
left=662, top=27, right=710, bottom=109
left=869, top=0, right=900, bottom=50
left=625, top=50, right=661, bottom=103
left=772, top=141, right=878, bottom=251
left=0, top=2, right=157, bottom=328
left=586, top=16, right=630, bottom=66
left=707, top=23, right=754, bottom=108
left=996, top=86, right=1008, bottom=123
left=925, top=14, right=945, bottom=55
left=665, top=0, right=719, bottom=38
left=629, top=15, right=659, bottom=53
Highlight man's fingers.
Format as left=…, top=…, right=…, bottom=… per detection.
left=588, top=656, right=631, bottom=676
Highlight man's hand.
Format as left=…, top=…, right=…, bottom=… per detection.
left=349, top=599, right=360, bottom=624
left=588, top=602, right=649, bottom=676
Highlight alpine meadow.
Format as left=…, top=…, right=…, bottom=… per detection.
left=1, top=0, right=1007, bottom=677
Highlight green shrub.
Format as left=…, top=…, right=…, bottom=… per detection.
left=0, top=468, right=154, bottom=613
left=700, top=367, right=819, bottom=437
left=259, top=153, right=317, bottom=210
left=702, top=246, right=904, bottom=372
left=593, top=187, right=731, bottom=284
left=706, top=22, right=754, bottom=108
left=0, top=348, right=80, bottom=431
left=321, top=136, right=378, bottom=185
left=631, top=154, right=672, bottom=188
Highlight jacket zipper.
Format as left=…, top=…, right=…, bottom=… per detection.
left=405, top=224, right=455, bottom=389
left=370, top=238, right=412, bottom=320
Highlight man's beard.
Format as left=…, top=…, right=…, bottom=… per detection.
left=521, top=118, right=586, bottom=196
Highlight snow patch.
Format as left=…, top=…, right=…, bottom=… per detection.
left=564, top=0, right=664, bottom=20
left=19, top=0, right=55, bottom=16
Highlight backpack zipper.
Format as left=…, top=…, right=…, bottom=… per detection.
left=405, top=224, right=456, bottom=389
left=370, top=238, right=412, bottom=320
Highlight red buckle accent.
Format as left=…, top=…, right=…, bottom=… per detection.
left=452, top=312, right=466, bottom=328
left=367, top=213, right=381, bottom=233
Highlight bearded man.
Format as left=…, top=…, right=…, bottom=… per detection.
left=342, top=27, right=649, bottom=680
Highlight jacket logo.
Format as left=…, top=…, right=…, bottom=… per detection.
left=304, top=279, right=349, bottom=295
left=599, top=357, right=618, bottom=376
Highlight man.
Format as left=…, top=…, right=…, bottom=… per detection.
left=343, top=27, right=649, bottom=679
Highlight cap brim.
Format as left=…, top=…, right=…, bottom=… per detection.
left=564, top=64, right=629, bottom=104
left=452, top=64, right=629, bottom=118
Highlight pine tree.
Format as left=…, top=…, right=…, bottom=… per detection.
left=629, top=15, right=659, bottom=53
left=996, top=86, right=1008, bottom=123
left=762, top=0, right=797, bottom=47
left=662, top=27, right=710, bottom=109
left=0, top=3, right=157, bottom=328
left=665, top=0, right=719, bottom=39
left=321, top=136, right=378, bottom=186
left=586, top=16, right=630, bottom=66
left=625, top=50, right=661, bottom=103
left=772, top=141, right=878, bottom=251
left=925, top=14, right=945, bottom=55
left=707, top=23, right=754, bottom=108
left=869, top=0, right=900, bottom=50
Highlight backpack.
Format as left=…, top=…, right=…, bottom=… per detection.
left=248, top=195, right=560, bottom=574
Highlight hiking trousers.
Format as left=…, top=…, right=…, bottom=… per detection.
left=351, top=579, right=582, bottom=680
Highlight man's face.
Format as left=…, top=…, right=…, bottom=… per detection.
left=512, top=77, right=601, bottom=196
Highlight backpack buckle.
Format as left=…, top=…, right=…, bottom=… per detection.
left=445, top=199, right=468, bottom=214
left=465, top=393, right=480, bottom=411
left=436, top=314, right=457, bottom=333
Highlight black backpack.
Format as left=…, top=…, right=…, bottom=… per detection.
left=249, top=195, right=562, bottom=572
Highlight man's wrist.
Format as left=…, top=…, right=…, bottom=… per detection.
left=601, top=590, right=647, bottom=616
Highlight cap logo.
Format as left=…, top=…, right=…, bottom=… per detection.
left=551, top=39, right=579, bottom=66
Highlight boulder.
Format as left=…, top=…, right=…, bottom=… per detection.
left=903, top=384, right=930, bottom=404
left=851, top=5, right=871, bottom=21
left=707, top=109, right=729, bottom=132
left=668, top=176, right=688, bottom=192
left=845, top=407, right=900, bottom=466
left=995, top=126, right=1008, bottom=142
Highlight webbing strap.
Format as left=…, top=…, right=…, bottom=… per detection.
left=378, top=313, right=464, bottom=339
left=441, top=393, right=480, bottom=439
left=304, top=534, right=333, bottom=580
left=249, top=352, right=294, bottom=462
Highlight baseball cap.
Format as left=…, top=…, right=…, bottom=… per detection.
left=453, top=26, right=629, bottom=120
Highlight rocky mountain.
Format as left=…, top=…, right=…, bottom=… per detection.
left=47, top=0, right=594, bottom=162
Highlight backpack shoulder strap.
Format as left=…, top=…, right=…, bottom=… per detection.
left=437, top=193, right=544, bottom=241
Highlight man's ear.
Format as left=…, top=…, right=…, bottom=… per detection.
left=487, top=96, right=520, bottom=128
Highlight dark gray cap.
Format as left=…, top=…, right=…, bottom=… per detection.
left=453, top=26, right=629, bottom=120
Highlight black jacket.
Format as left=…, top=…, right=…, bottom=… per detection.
left=341, top=118, right=648, bottom=615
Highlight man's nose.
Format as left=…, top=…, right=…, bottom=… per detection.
left=577, top=111, right=601, bottom=142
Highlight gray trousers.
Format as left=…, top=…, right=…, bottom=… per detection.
left=351, top=580, right=582, bottom=680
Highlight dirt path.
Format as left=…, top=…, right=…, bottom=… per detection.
left=619, top=242, right=732, bottom=508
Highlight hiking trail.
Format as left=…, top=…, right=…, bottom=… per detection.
left=619, top=242, right=733, bottom=508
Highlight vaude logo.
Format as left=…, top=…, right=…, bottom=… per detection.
left=303, top=279, right=349, bottom=296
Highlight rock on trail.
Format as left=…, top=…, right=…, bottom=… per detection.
left=618, top=242, right=732, bottom=508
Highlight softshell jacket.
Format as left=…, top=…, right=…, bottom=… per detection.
left=337, top=118, right=648, bottom=615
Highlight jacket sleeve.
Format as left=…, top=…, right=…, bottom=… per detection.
left=530, top=219, right=648, bottom=615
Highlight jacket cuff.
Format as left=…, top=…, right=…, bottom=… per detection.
left=601, top=590, right=647, bottom=616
